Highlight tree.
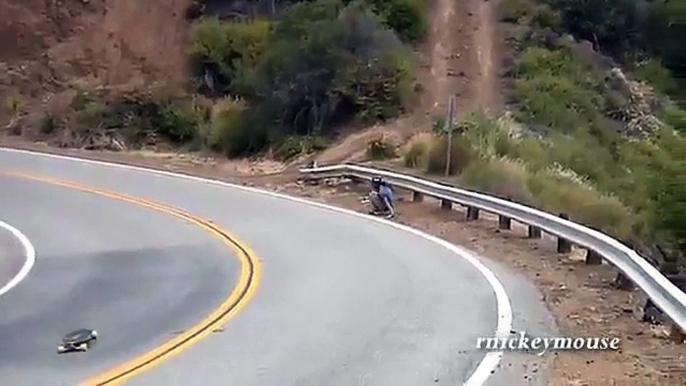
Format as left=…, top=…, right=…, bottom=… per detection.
left=652, top=160, right=686, bottom=264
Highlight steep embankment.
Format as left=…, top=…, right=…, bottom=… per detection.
left=0, top=0, right=192, bottom=127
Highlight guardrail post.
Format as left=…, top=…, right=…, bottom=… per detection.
left=412, top=191, right=424, bottom=202
left=466, top=206, right=479, bottom=221
left=304, top=177, right=319, bottom=186
left=527, top=225, right=541, bottom=239
left=348, top=175, right=362, bottom=185
left=613, top=272, right=635, bottom=291
left=498, top=197, right=512, bottom=229
left=498, top=215, right=511, bottom=230
left=585, top=250, right=602, bottom=265
left=670, top=323, right=686, bottom=343
left=440, top=199, right=452, bottom=210
left=556, top=213, right=572, bottom=254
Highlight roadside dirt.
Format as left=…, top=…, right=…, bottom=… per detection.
left=1, top=139, right=683, bottom=385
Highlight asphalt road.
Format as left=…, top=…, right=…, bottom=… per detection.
left=0, top=221, right=29, bottom=295
left=0, top=148, right=556, bottom=385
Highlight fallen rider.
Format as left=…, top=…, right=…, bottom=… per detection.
left=368, top=177, right=395, bottom=218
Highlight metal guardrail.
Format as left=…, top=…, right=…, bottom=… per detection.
left=299, top=163, right=686, bottom=332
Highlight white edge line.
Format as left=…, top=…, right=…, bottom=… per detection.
left=0, top=146, right=513, bottom=384
left=0, top=219, right=37, bottom=297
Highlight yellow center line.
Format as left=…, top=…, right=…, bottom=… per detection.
left=2, top=171, right=261, bottom=385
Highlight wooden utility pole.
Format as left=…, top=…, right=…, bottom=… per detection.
left=445, top=96, right=456, bottom=177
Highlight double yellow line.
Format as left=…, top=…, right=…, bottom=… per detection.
left=3, top=171, right=261, bottom=385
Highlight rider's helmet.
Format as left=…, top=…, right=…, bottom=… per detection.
left=371, top=176, right=382, bottom=190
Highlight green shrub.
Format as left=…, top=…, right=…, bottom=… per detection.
left=512, top=136, right=550, bottom=169
left=501, top=0, right=529, bottom=23
left=369, top=0, right=427, bottom=41
left=633, top=58, right=677, bottom=95
left=189, top=0, right=417, bottom=148
left=513, top=74, right=602, bottom=132
left=511, top=47, right=605, bottom=132
left=39, top=113, right=57, bottom=134
left=70, top=90, right=95, bottom=111
left=74, top=100, right=107, bottom=129
left=338, top=47, right=416, bottom=124
left=454, top=145, right=636, bottom=240
left=157, top=103, right=201, bottom=143
left=456, top=112, right=514, bottom=158
left=431, top=115, right=451, bottom=135
left=190, top=18, right=271, bottom=94
left=275, top=136, right=307, bottom=161
left=202, top=98, right=251, bottom=156
left=514, top=46, right=595, bottom=82
left=662, top=105, right=686, bottom=134
left=366, top=135, right=397, bottom=160
left=458, top=157, right=533, bottom=202
left=404, top=139, right=428, bottom=167
left=531, top=5, right=561, bottom=30
left=652, top=162, right=686, bottom=258
left=274, top=135, right=329, bottom=161
left=426, top=135, right=475, bottom=175
left=306, top=136, right=330, bottom=153
left=544, top=0, right=675, bottom=64
left=494, top=131, right=515, bottom=157
left=527, top=170, right=635, bottom=239
left=547, top=130, right=616, bottom=183
left=4, top=95, right=22, bottom=116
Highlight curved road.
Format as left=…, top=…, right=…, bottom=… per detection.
left=0, top=148, right=556, bottom=385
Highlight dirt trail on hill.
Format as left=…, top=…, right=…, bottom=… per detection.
left=472, top=0, right=501, bottom=112
left=315, top=0, right=503, bottom=164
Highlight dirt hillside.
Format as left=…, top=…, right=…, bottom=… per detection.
left=0, top=0, right=192, bottom=125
